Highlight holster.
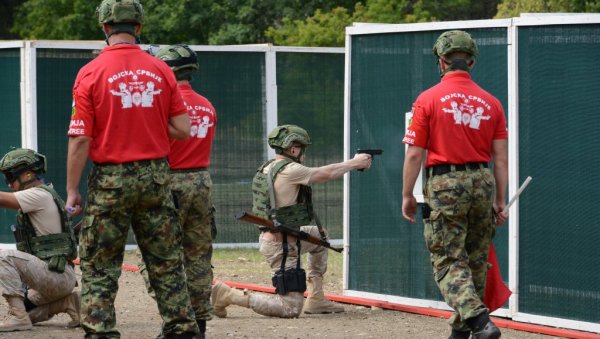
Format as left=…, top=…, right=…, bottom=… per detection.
left=272, top=268, right=307, bottom=295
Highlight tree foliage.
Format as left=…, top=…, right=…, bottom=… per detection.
left=6, top=0, right=600, bottom=46
left=495, top=0, right=600, bottom=18
left=266, top=0, right=502, bottom=46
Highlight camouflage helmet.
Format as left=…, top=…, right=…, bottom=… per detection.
left=0, top=148, right=46, bottom=183
left=268, top=125, right=311, bottom=150
left=432, top=30, right=478, bottom=58
left=96, top=0, right=144, bottom=25
left=154, top=44, right=198, bottom=80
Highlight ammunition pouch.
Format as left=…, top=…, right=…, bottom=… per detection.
left=272, top=234, right=307, bottom=295
left=274, top=203, right=312, bottom=229
left=272, top=268, right=307, bottom=295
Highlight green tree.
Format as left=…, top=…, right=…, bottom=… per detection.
left=495, top=0, right=600, bottom=18
left=0, top=0, right=25, bottom=39
left=266, top=0, right=502, bottom=47
left=9, top=0, right=359, bottom=44
left=11, top=0, right=97, bottom=40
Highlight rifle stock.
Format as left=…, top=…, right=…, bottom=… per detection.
left=235, top=211, right=343, bottom=253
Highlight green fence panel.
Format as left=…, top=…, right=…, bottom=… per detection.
left=36, top=48, right=97, bottom=237
left=276, top=51, right=345, bottom=238
left=348, top=28, right=508, bottom=300
left=0, top=48, right=22, bottom=242
left=517, top=24, right=600, bottom=323
left=194, top=51, right=265, bottom=244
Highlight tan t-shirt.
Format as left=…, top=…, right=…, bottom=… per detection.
left=14, top=186, right=62, bottom=236
left=264, top=160, right=313, bottom=208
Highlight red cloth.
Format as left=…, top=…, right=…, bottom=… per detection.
left=484, top=243, right=512, bottom=312
left=402, top=72, right=508, bottom=167
left=68, top=44, right=187, bottom=163
left=168, top=83, right=217, bottom=169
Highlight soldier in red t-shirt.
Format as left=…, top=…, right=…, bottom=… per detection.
left=65, top=1, right=199, bottom=338
left=401, top=30, right=508, bottom=339
left=137, top=44, right=218, bottom=339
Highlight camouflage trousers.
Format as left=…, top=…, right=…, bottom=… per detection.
left=138, top=169, right=215, bottom=321
left=423, top=167, right=495, bottom=331
left=0, top=249, right=76, bottom=305
left=80, top=159, right=198, bottom=338
left=250, top=226, right=328, bottom=318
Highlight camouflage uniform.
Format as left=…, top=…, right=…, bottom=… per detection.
left=139, top=169, right=215, bottom=320
left=80, top=159, right=197, bottom=338
left=254, top=225, right=328, bottom=317
left=424, top=167, right=495, bottom=331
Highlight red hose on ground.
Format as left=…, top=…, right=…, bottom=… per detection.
left=71, top=260, right=599, bottom=339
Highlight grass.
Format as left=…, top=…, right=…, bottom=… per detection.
left=212, top=247, right=344, bottom=294
left=123, top=247, right=344, bottom=294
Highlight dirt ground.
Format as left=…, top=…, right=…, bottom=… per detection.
left=0, top=250, right=570, bottom=339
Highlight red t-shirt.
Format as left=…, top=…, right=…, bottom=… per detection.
left=168, top=84, right=217, bottom=169
left=402, top=72, right=508, bottom=167
left=67, top=44, right=187, bottom=163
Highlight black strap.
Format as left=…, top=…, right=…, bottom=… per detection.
left=280, top=235, right=302, bottom=273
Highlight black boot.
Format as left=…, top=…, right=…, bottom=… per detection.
left=448, top=328, right=471, bottom=339
left=195, top=320, right=206, bottom=339
left=466, top=312, right=501, bottom=339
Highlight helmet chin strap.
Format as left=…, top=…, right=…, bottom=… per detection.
left=14, top=173, right=39, bottom=191
left=439, top=58, right=472, bottom=77
left=281, top=146, right=305, bottom=163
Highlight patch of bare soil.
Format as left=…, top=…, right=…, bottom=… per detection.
left=0, top=251, right=566, bottom=339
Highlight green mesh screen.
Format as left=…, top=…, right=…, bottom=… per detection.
left=276, top=52, right=345, bottom=238
left=517, top=25, right=600, bottom=323
left=194, top=52, right=265, bottom=243
left=36, top=48, right=97, bottom=237
left=348, top=28, right=508, bottom=300
left=0, top=48, right=21, bottom=242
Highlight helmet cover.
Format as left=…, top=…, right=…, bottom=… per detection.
left=432, top=30, right=478, bottom=58
left=0, top=148, right=46, bottom=182
left=267, top=125, right=311, bottom=150
left=96, top=0, right=144, bottom=25
left=154, top=44, right=199, bottom=80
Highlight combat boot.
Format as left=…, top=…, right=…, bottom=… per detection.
left=303, top=276, right=344, bottom=314
left=448, top=328, right=471, bottom=339
left=0, top=296, right=33, bottom=332
left=466, top=312, right=501, bottom=339
left=211, top=281, right=249, bottom=318
left=28, top=290, right=80, bottom=327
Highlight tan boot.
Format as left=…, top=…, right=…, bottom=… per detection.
left=303, top=276, right=344, bottom=314
left=0, top=296, right=33, bottom=332
left=211, top=281, right=249, bottom=318
left=28, top=290, right=80, bottom=327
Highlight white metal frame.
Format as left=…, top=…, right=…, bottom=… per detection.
left=344, top=16, right=600, bottom=333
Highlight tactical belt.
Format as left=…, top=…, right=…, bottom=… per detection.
left=170, top=167, right=208, bottom=173
left=427, top=162, right=488, bottom=178
left=259, top=226, right=277, bottom=233
left=93, top=157, right=167, bottom=167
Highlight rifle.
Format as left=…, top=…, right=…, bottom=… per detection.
left=356, top=149, right=383, bottom=171
left=235, top=211, right=343, bottom=253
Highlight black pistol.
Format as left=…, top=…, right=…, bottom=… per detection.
left=356, top=149, right=383, bottom=171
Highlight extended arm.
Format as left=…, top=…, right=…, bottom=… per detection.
left=66, top=136, right=90, bottom=215
left=168, top=114, right=190, bottom=140
left=308, top=153, right=371, bottom=184
left=402, top=145, right=425, bottom=223
left=491, top=139, right=508, bottom=224
left=0, top=192, right=19, bottom=210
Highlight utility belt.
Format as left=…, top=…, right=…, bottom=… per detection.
left=259, top=226, right=277, bottom=233
left=93, top=157, right=167, bottom=168
left=426, top=162, right=488, bottom=178
left=170, top=167, right=208, bottom=173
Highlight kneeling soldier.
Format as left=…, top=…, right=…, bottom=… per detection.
left=212, top=125, right=371, bottom=318
left=0, top=148, right=79, bottom=331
